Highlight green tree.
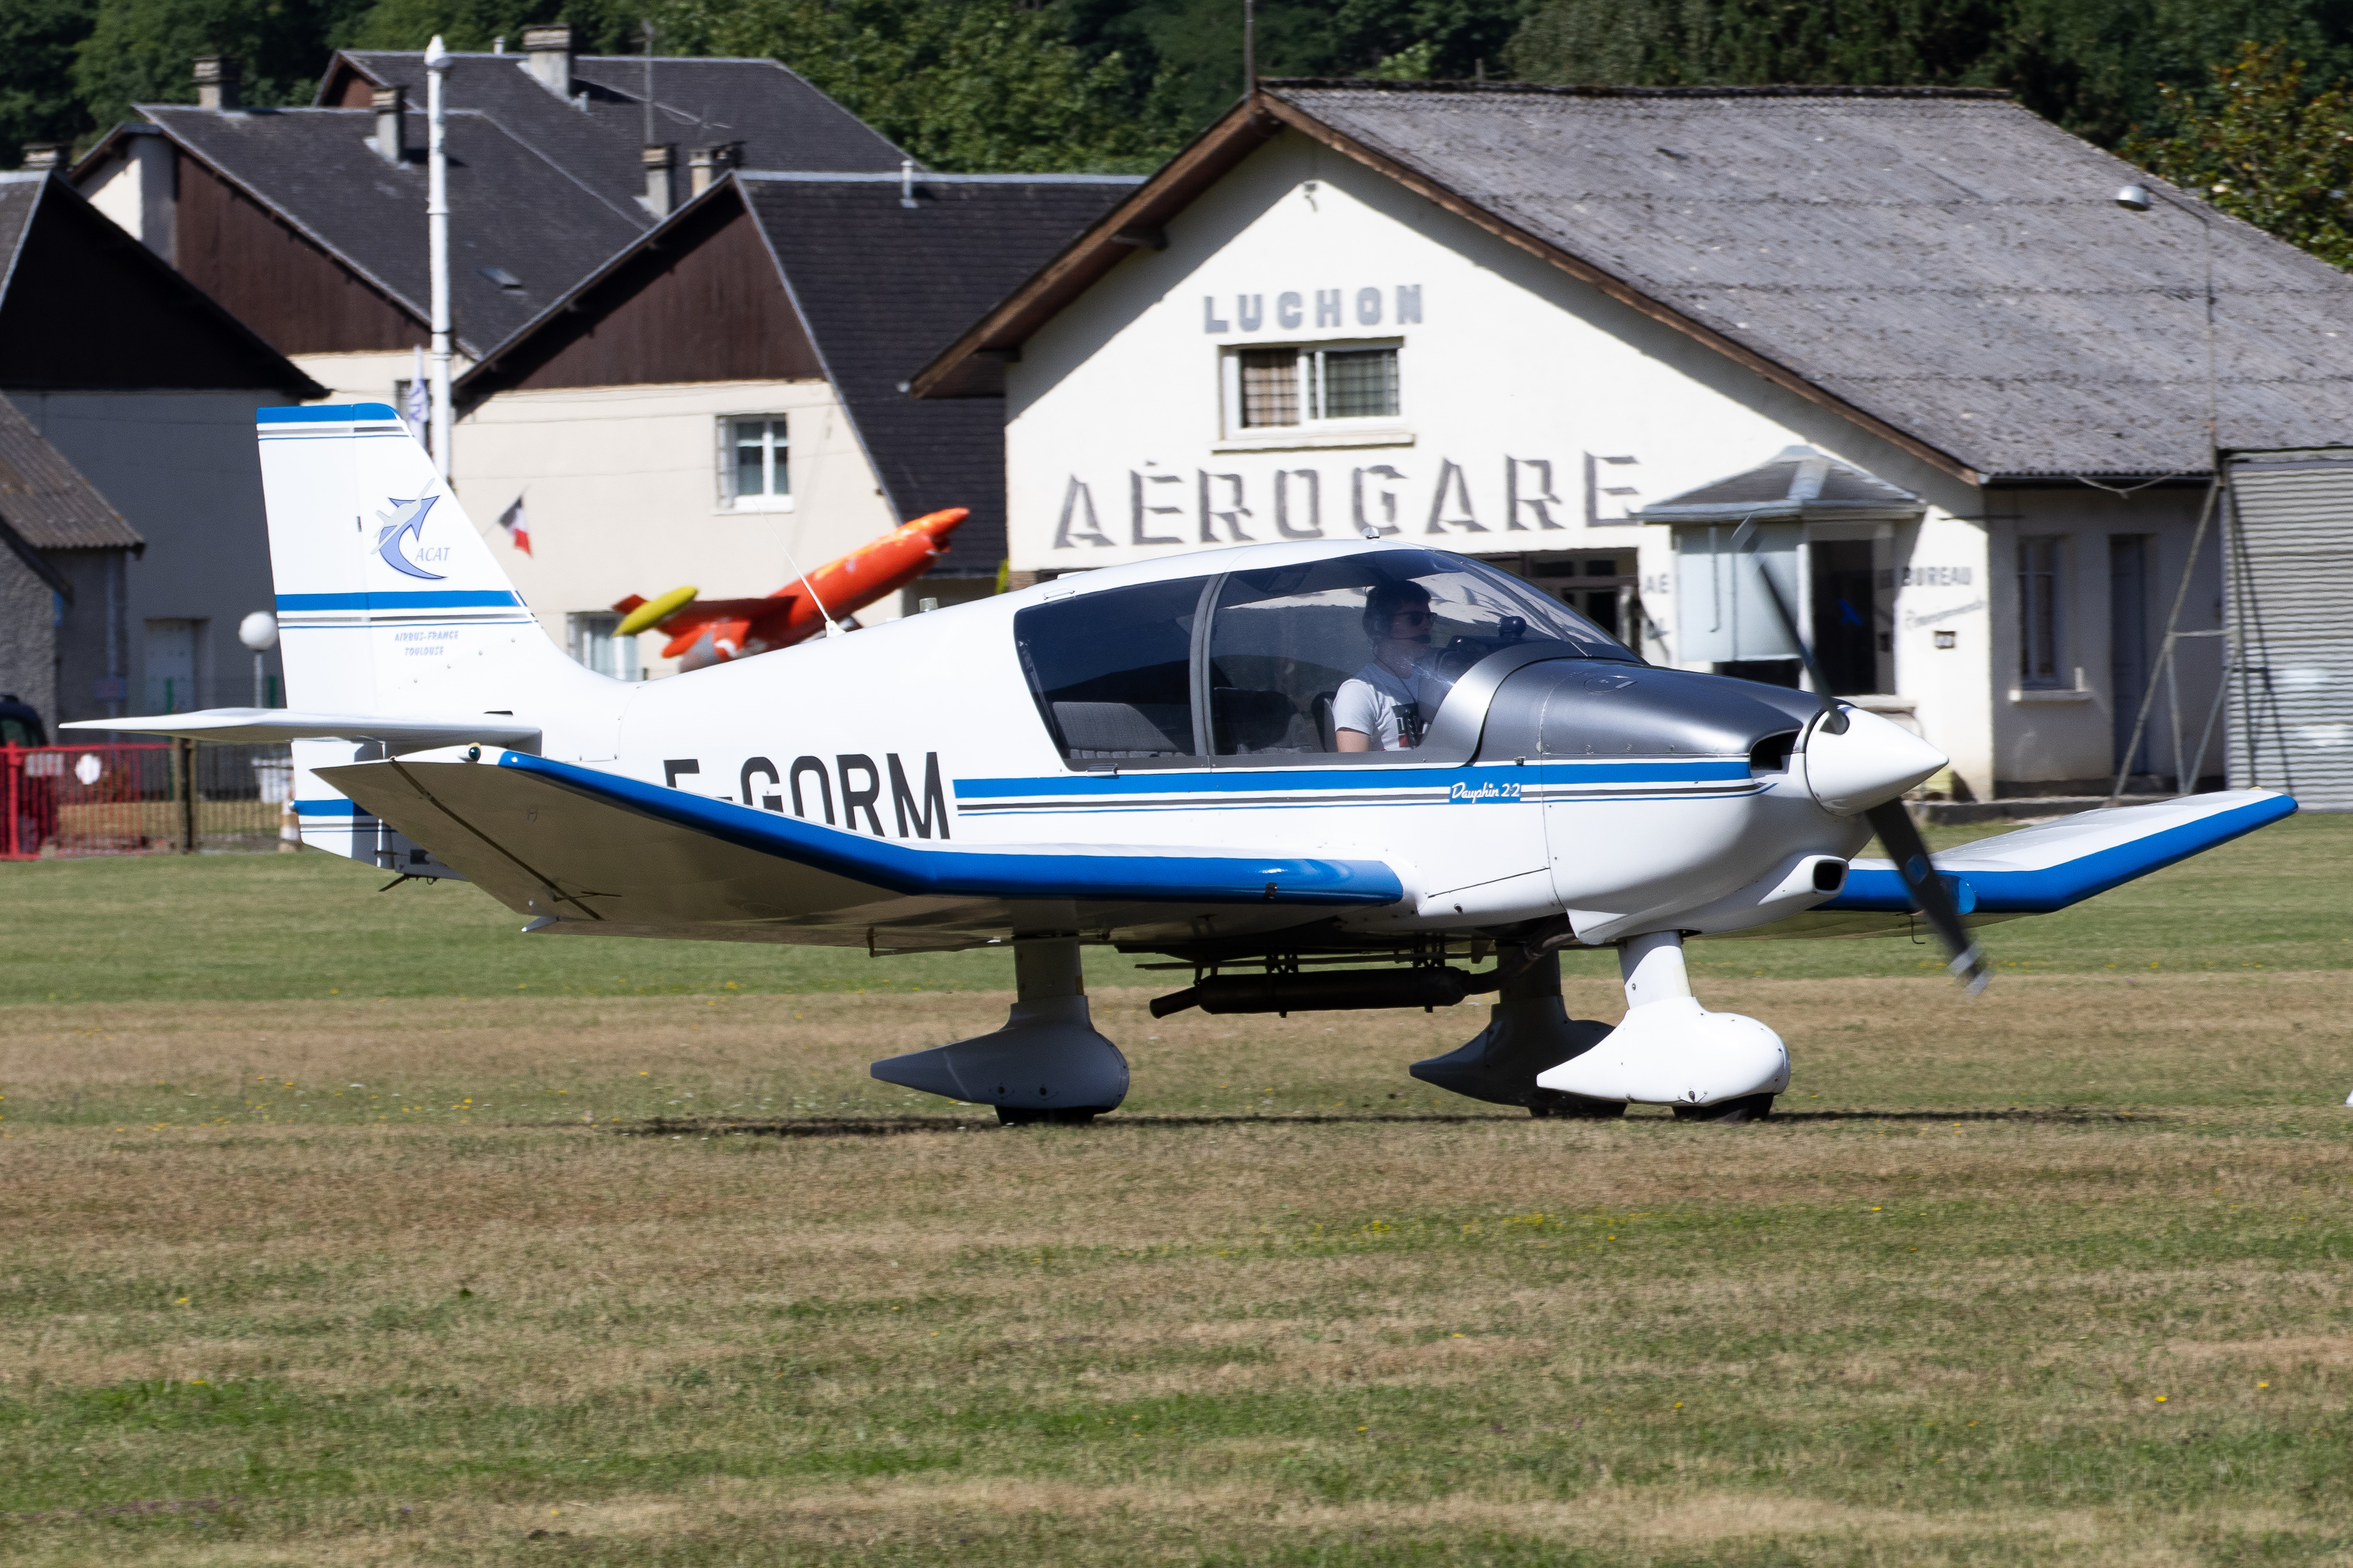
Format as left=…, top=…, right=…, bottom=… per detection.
left=73, top=0, right=377, bottom=132
left=1, top=0, right=100, bottom=159
left=1503, top=0, right=2353, bottom=148
left=613, top=0, right=1184, bottom=171
left=2123, top=41, right=2353, bottom=268
left=1062, top=0, right=1532, bottom=132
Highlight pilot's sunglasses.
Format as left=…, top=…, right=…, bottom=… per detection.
left=1388, top=610, right=1432, bottom=626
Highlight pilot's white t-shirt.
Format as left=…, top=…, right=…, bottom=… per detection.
left=1332, top=662, right=1429, bottom=750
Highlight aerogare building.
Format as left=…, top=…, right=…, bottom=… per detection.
left=918, top=80, right=2353, bottom=806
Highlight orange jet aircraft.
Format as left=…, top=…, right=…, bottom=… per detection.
left=611, top=507, right=968, bottom=667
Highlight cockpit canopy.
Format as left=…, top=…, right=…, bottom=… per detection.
left=1015, top=548, right=1636, bottom=766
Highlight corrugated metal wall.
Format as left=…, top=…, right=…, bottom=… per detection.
left=2226, top=451, right=2353, bottom=807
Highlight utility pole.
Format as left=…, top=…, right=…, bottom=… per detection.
left=426, top=35, right=453, bottom=483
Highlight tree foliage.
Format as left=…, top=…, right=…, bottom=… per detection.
left=73, top=0, right=374, bottom=131
left=1503, top=0, right=2353, bottom=148
left=2122, top=41, right=2353, bottom=268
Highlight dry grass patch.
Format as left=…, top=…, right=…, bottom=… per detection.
left=4, top=971, right=2352, bottom=1564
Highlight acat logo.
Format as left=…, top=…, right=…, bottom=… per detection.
left=375, top=496, right=446, bottom=581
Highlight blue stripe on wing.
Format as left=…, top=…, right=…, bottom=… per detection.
left=496, top=751, right=1405, bottom=907
left=1825, top=791, right=2295, bottom=914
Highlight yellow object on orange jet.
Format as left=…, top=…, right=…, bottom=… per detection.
left=608, top=507, right=969, bottom=665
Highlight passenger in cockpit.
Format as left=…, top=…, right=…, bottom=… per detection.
left=1334, top=580, right=1446, bottom=751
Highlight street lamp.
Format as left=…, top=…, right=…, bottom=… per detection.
left=2106, top=178, right=2227, bottom=805
left=237, top=610, right=278, bottom=707
left=425, top=35, right=453, bottom=483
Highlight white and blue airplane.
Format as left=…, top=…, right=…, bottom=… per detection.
left=75, top=405, right=2296, bottom=1123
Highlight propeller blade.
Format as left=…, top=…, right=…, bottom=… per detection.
left=1730, top=517, right=1988, bottom=993
left=1729, top=517, right=1843, bottom=735
left=1864, top=798, right=1991, bottom=995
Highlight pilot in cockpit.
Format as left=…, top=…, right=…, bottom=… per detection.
left=1334, top=580, right=1450, bottom=751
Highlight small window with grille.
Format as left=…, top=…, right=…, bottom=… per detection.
left=1226, top=343, right=1400, bottom=432
left=723, top=416, right=792, bottom=510
left=2016, top=535, right=2067, bottom=688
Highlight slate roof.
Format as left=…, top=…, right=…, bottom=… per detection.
left=1636, top=445, right=1922, bottom=521
left=323, top=52, right=912, bottom=208
left=131, top=106, right=647, bottom=357
left=919, top=81, right=2353, bottom=481
left=744, top=173, right=1138, bottom=573
left=0, top=392, right=141, bottom=551
left=454, top=171, right=1137, bottom=577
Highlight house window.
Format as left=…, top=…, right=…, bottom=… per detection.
left=2016, top=536, right=2066, bottom=688
left=1229, top=344, right=1400, bottom=431
left=725, top=417, right=790, bottom=509
left=569, top=612, right=640, bottom=681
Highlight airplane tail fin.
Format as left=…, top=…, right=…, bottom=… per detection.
left=259, top=403, right=586, bottom=715
left=255, top=402, right=613, bottom=866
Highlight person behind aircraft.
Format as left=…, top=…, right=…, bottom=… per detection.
left=1334, top=581, right=1449, bottom=751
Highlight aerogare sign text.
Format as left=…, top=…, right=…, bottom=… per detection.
left=1049, top=457, right=1626, bottom=550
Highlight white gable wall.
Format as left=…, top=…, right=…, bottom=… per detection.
left=1004, top=129, right=2004, bottom=795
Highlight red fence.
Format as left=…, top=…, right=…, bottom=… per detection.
left=2, top=743, right=291, bottom=860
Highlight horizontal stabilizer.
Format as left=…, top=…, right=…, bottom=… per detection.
left=62, top=708, right=542, bottom=753
left=1824, top=790, right=2294, bottom=915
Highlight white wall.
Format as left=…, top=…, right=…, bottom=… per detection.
left=1983, top=484, right=2220, bottom=791
left=293, top=349, right=473, bottom=409
left=78, top=135, right=176, bottom=262
left=452, top=378, right=903, bottom=676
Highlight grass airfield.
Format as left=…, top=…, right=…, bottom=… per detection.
left=1, top=818, right=2349, bottom=1565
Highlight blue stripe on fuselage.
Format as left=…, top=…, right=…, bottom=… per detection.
left=950, top=759, right=1748, bottom=801
left=495, top=751, right=1404, bottom=907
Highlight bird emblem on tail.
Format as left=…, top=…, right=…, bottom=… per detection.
left=375, top=497, right=445, bottom=580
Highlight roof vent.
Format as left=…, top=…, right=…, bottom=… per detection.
left=19, top=143, right=65, bottom=171
left=641, top=144, right=675, bottom=218
left=687, top=142, right=739, bottom=196
left=522, top=25, right=574, bottom=99
left=193, top=55, right=240, bottom=111
left=371, top=86, right=407, bottom=165
left=478, top=266, right=523, bottom=291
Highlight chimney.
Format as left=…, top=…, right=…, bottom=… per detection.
left=19, top=143, right=65, bottom=171
left=523, top=25, right=574, bottom=98
left=371, top=86, right=407, bottom=165
left=642, top=144, right=675, bottom=218
left=687, top=142, right=739, bottom=196
left=193, top=55, right=240, bottom=110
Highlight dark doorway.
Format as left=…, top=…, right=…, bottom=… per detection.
left=1717, top=659, right=1803, bottom=688
left=2110, top=535, right=2151, bottom=777
left=1809, top=540, right=1879, bottom=694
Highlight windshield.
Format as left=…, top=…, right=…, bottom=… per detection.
left=1206, top=549, right=1632, bottom=757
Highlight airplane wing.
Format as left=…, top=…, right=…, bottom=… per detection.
left=317, top=749, right=1401, bottom=948
left=1718, top=789, right=2295, bottom=942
